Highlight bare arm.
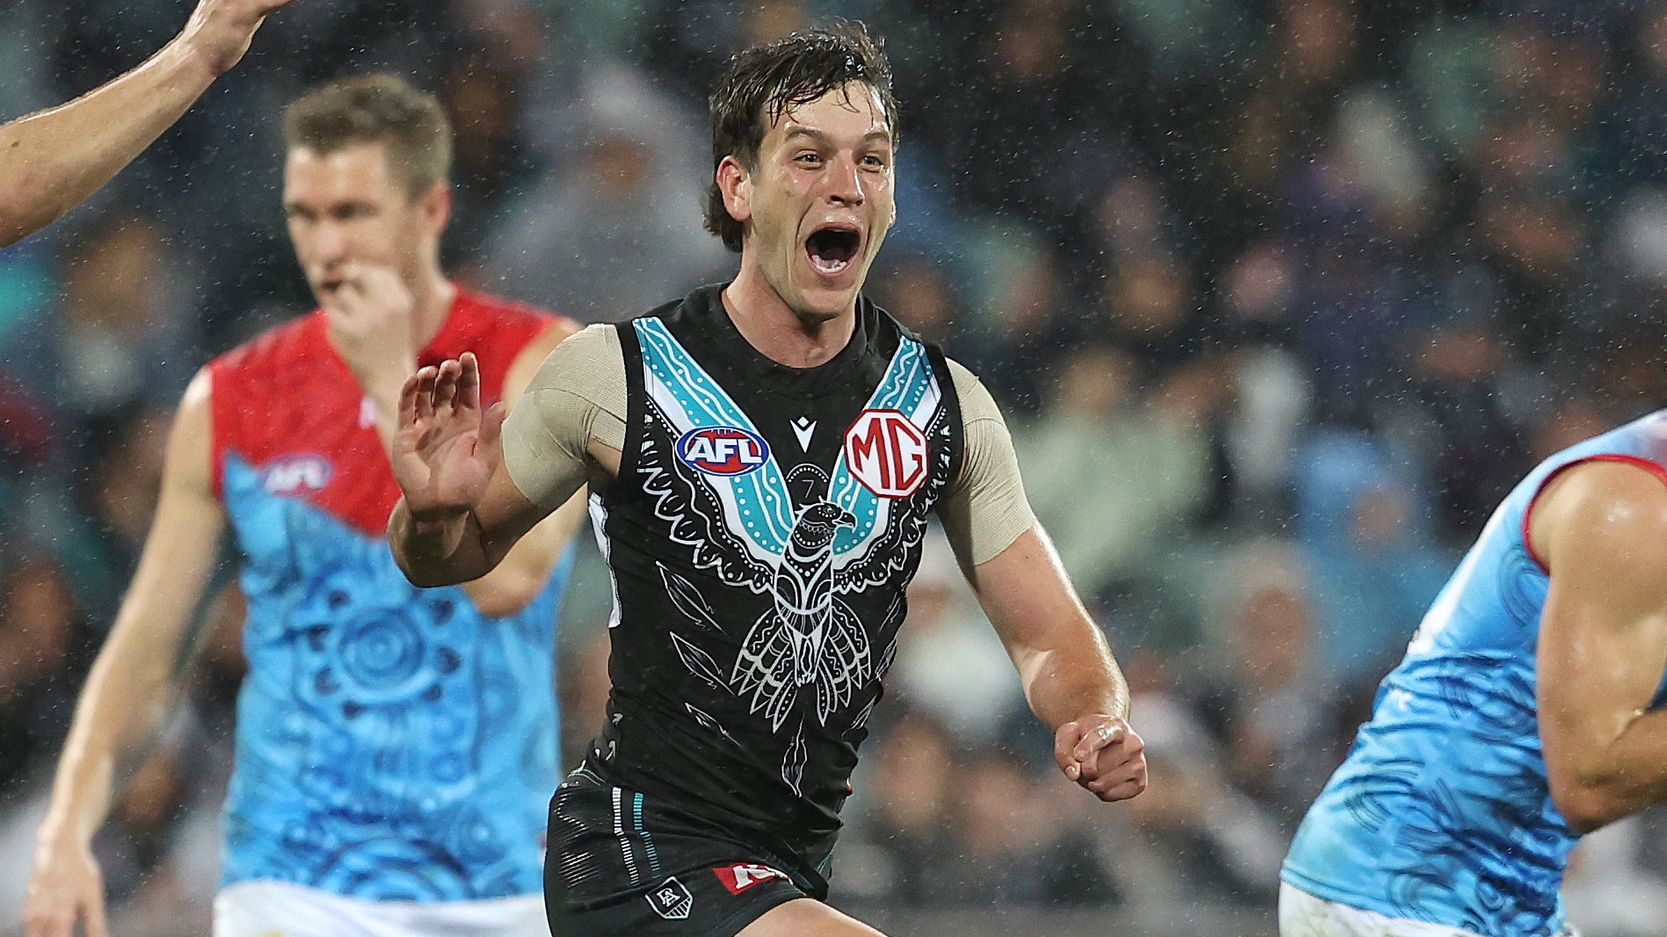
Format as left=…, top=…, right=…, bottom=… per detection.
left=939, top=358, right=1146, bottom=802
left=965, top=527, right=1130, bottom=730
left=25, top=370, right=227, bottom=937
left=0, top=0, right=292, bottom=247
left=1533, top=460, right=1667, bottom=832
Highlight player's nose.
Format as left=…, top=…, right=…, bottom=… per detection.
left=308, top=221, right=350, bottom=263
left=823, top=154, right=864, bottom=207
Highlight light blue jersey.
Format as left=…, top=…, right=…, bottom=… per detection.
left=1283, top=410, right=1667, bottom=936
left=207, top=296, right=571, bottom=902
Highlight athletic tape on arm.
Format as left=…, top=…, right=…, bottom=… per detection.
left=501, top=323, right=627, bottom=509
left=938, top=358, right=1037, bottom=567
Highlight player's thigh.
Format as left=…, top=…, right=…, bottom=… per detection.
left=736, top=898, right=888, bottom=937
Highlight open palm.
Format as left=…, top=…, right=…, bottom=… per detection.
left=392, top=353, right=503, bottom=520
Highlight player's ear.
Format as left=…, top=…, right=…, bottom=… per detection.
left=716, top=155, right=752, bottom=225
left=419, top=181, right=452, bottom=234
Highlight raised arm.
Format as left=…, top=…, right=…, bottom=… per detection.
left=389, top=324, right=623, bottom=587
left=1532, top=459, right=1667, bottom=832
left=25, top=370, right=228, bottom=937
left=937, top=359, right=1146, bottom=803
left=0, top=0, right=293, bottom=247
left=457, top=319, right=588, bottom=616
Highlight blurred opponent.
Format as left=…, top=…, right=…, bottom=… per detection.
left=0, top=0, right=294, bottom=248
left=388, top=22, right=1147, bottom=937
left=1282, top=416, right=1667, bottom=936
left=23, top=75, right=581, bottom=937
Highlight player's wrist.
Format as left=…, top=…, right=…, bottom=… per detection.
left=166, top=25, right=232, bottom=84
left=34, top=813, right=94, bottom=853
left=404, top=500, right=472, bottom=529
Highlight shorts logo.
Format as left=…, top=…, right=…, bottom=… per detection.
left=713, top=862, right=791, bottom=895
left=262, top=454, right=332, bottom=496
left=646, top=876, right=693, bottom=920
left=843, top=409, right=927, bottom=498
left=677, top=426, right=770, bottom=476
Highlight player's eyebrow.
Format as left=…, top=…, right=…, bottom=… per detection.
left=781, top=126, right=893, bottom=147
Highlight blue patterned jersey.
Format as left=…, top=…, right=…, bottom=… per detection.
left=1283, top=410, right=1667, bottom=935
left=207, top=291, right=571, bottom=901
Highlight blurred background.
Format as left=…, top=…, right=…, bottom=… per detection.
left=5, top=0, right=1667, bottom=934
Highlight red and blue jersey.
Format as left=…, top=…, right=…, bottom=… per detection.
left=208, top=288, right=572, bottom=901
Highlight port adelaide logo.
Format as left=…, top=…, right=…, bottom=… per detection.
left=676, top=426, right=771, bottom=477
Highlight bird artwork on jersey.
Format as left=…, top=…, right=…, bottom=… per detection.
left=617, top=308, right=953, bottom=798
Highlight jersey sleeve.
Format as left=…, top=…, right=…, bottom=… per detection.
left=937, top=357, right=1037, bottom=567
left=501, top=323, right=627, bottom=509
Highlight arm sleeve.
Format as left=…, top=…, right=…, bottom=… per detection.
left=937, top=357, right=1038, bottom=567
left=501, top=323, right=628, bottom=510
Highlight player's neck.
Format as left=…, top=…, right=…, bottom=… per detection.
left=722, top=265, right=854, bottom=369
left=408, top=269, right=457, bottom=352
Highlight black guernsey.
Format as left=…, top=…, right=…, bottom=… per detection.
left=584, top=284, right=964, bottom=871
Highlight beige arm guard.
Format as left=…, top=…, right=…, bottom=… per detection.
left=938, top=358, right=1038, bottom=567
left=501, top=323, right=628, bottom=510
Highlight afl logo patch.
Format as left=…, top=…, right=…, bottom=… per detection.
left=677, top=426, right=770, bottom=476
left=262, top=453, right=333, bottom=495
left=844, top=409, right=927, bottom=498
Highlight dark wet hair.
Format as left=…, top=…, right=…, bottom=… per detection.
left=704, top=21, right=899, bottom=252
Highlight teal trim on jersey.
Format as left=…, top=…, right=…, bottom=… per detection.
left=217, top=454, right=568, bottom=902
left=634, top=792, right=661, bottom=879
left=633, top=318, right=941, bottom=563
left=635, top=318, right=797, bottom=555
left=827, top=337, right=933, bottom=554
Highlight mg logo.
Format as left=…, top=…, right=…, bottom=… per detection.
left=844, top=409, right=927, bottom=498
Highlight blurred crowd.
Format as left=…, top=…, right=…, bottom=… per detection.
left=7, top=0, right=1667, bottom=933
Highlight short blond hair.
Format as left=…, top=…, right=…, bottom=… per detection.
left=282, top=74, right=452, bottom=198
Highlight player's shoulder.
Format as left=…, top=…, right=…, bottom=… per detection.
left=457, top=286, right=572, bottom=332
left=1536, top=456, right=1667, bottom=577
left=208, top=311, right=325, bottom=378
left=533, top=322, right=624, bottom=379
left=941, top=355, right=1003, bottom=418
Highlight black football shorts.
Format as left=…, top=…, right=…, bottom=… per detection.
left=545, top=764, right=829, bottom=937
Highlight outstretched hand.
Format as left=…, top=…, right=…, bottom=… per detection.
left=1056, top=715, right=1148, bottom=803
left=181, top=0, right=296, bottom=76
left=392, top=353, right=504, bottom=523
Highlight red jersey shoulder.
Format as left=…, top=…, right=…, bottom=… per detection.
left=425, top=289, right=570, bottom=406
left=206, top=313, right=361, bottom=501
left=206, top=291, right=569, bottom=535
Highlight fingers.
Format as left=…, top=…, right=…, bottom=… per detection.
left=1089, top=769, right=1149, bottom=803
left=1086, top=750, right=1149, bottom=800
left=458, top=352, right=483, bottom=412
left=432, top=359, right=462, bottom=412
left=398, top=372, right=423, bottom=428
left=1073, top=719, right=1126, bottom=766
left=479, top=401, right=507, bottom=456
left=1055, top=722, right=1082, bottom=781
left=412, top=366, right=440, bottom=422
left=85, top=890, right=110, bottom=937
left=398, top=356, right=486, bottom=429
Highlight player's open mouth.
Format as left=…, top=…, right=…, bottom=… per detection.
left=805, top=225, right=861, bottom=277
